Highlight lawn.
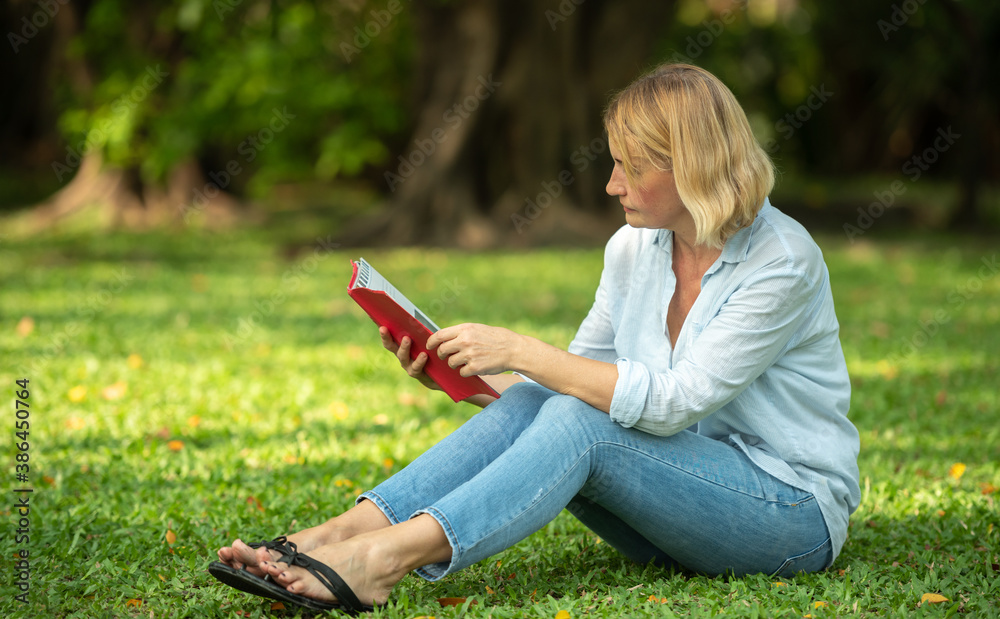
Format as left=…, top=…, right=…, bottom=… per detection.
left=1, top=221, right=997, bottom=618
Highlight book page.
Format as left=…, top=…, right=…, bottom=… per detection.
left=353, top=258, right=441, bottom=333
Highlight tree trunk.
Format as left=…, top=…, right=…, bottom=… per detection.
left=345, top=0, right=676, bottom=248
left=25, top=153, right=246, bottom=232
left=7, top=0, right=248, bottom=233
left=942, top=1, right=985, bottom=230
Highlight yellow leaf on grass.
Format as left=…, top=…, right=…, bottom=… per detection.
left=921, top=593, right=949, bottom=604
left=437, top=597, right=469, bottom=607
left=329, top=401, right=350, bottom=420
left=485, top=586, right=495, bottom=594
left=813, top=601, right=828, bottom=608
left=125, top=599, right=142, bottom=608
left=270, top=602, right=285, bottom=610
left=247, top=495, right=265, bottom=512
left=66, top=417, right=86, bottom=430
left=555, top=611, right=571, bottom=619
left=101, top=381, right=127, bottom=400
left=16, top=316, right=35, bottom=337
left=127, top=353, right=144, bottom=369
left=68, top=385, right=88, bottom=402
left=948, top=463, right=966, bottom=480
left=875, top=359, right=898, bottom=379
left=165, top=530, right=177, bottom=544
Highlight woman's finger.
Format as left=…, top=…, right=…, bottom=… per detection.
left=397, top=336, right=412, bottom=364
left=380, top=327, right=398, bottom=352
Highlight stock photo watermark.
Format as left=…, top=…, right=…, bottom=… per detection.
left=384, top=74, right=501, bottom=192
left=877, top=0, right=928, bottom=41
left=545, top=0, right=586, bottom=30
left=7, top=0, right=68, bottom=53
left=12, top=378, right=33, bottom=605
left=511, top=137, right=606, bottom=233
left=762, top=84, right=833, bottom=154
left=843, top=125, right=960, bottom=243
left=180, top=106, right=295, bottom=223
left=665, top=1, right=746, bottom=63
left=51, top=65, right=169, bottom=182
left=340, top=0, right=406, bottom=62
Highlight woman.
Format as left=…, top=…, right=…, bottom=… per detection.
left=211, top=63, right=861, bottom=614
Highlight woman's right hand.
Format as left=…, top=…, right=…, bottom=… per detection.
left=380, top=326, right=442, bottom=392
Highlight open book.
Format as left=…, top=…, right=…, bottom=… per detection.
left=348, top=258, right=500, bottom=402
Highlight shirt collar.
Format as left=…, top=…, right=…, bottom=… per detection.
left=719, top=199, right=771, bottom=265
left=649, top=198, right=769, bottom=263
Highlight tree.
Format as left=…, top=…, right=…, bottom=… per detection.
left=13, top=0, right=411, bottom=230
left=358, top=0, right=677, bottom=246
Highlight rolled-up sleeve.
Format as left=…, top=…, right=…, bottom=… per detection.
left=609, top=263, right=821, bottom=436
left=609, top=357, right=650, bottom=428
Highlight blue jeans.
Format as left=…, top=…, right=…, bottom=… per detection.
left=359, top=383, right=831, bottom=580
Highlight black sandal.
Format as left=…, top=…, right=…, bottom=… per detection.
left=208, top=537, right=377, bottom=614
left=208, top=536, right=298, bottom=602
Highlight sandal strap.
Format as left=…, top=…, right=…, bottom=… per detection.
left=247, top=536, right=298, bottom=583
left=290, top=552, right=368, bottom=613
left=249, top=535, right=298, bottom=562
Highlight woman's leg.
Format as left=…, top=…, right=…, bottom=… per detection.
left=358, top=382, right=558, bottom=523
left=219, top=382, right=558, bottom=573
left=414, top=394, right=831, bottom=579
left=255, top=393, right=831, bottom=606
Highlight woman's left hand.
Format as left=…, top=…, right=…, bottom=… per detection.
left=426, top=323, right=523, bottom=377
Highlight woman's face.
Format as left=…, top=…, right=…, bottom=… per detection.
left=606, top=140, right=691, bottom=232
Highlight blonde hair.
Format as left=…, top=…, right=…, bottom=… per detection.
left=604, top=63, right=774, bottom=248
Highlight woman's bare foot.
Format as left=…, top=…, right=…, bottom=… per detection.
left=259, top=514, right=452, bottom=608
left=216, top=499, right=392, bottom=577
left=261, top=537, right=399, bottom=607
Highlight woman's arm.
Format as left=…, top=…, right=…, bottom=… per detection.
left=426, top=324, right=618, bottom=413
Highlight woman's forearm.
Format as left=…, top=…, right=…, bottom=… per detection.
left=509, top=334, right=618, bottom=413
left=428, top=323, right=618, bottom=412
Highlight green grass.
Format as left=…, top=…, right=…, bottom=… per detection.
left=0, top=224, right=998, bottom=618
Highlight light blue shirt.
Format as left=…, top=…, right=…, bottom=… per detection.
left=568, top=200, right=861, bottom=561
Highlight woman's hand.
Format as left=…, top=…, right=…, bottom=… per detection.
left=380, top=326, right=442, bottom=392
left=426, top=323, right=523, bottom=377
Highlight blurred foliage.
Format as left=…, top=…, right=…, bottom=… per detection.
left=55, top=0, right=414, bottom=197
left=660, top=0, right=1000, bottom=178
left=3, top=0, right=998, bottom=223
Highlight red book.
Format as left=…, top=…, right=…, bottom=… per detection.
left=347, top=258, right=500, bottom=402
